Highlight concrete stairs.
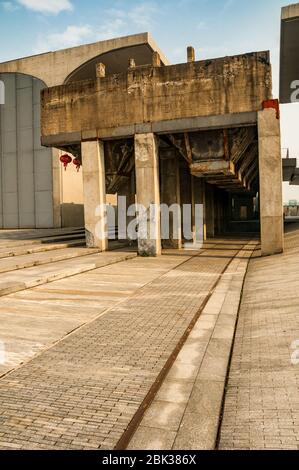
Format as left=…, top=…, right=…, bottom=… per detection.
left=0, top=228, right=135, bottom=298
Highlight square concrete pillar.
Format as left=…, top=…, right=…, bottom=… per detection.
left=206, top=183, right=215, bottom=238
left=135, top=133, right=161, bottom=256
left=258, top=108, right=284, bottom=256
left=81, top=140, right=108, bottom=250
left=192, top=177, right=207, bottom=242
left=180, top=167, right=192, bottom=243
left=160, top=150, right=182, bottom=249
left=117, top=173, right=136, bottom=241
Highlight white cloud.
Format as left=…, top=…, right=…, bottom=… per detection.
left=2, top=1, right=19, bottom=11
left=34, top=25, right=93, bottom=53
left=103, top=2, right=158, bottom=34
left=17, top=0, right=73, bottom=14
left=33, top=2, right=158, bottom=53
left=197, top=21, right=206, bottom=31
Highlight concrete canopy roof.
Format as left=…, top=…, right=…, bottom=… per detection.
left=290, top=168, right=299, bottom=185
left=283, top=157, right=297, bottom=181
left=280, top=3, right=299, bottom=103
left=0, top=33, right=169, bottom=88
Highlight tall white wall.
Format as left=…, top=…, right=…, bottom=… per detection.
left=0, top=73, right=53, bottom=228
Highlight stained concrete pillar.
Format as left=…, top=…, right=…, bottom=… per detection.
left=180, top=167, right=192, bottom=243
left=206, top=183, right=215, bottom=238
left=135, top=133, right=161, bottom=256
left=258, top=108, right=284, bottom=256
left=81, top=140, right=108, bottom=250
left=192, top=177, right=207, bottom=243
left=160, top=150, right=182, bottom=249
left=215, top=189, right=225, bottom=236
left=117, top=173, right=136, bottom=241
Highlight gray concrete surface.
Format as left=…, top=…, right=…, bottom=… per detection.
left=219, top=226, right=299, bottom=450
left=0, top=234, right=251, bottom=450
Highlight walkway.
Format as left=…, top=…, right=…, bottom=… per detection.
left=219, top=225, right=299, bottom=450
left=0, top=231, right=251, bottom=449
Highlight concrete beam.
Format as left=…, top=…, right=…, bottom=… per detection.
left=135, top=133, right=161, bottom=256
left=41, top=112, right=258, bottom=146
left=190, top=160, right=236, bottom=178
left=258, top=108, right=284, bottom=256
left=81, top=140, right=108, bottom=250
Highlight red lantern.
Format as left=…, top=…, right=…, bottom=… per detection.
left=60, top=154, right=72, bottom=171
left=73, top=158, right=81, bottom=172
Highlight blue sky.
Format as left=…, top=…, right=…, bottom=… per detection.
left=0, top=0, right=298, bottom=201
left=0, top=0, right=289, bottom=93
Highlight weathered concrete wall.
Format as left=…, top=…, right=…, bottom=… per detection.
left=41, top=52, right=272, bottom=142
left=0, top=33, right=167, bottom=87
left=60, top=154, right=84, bottom=227
left=281, top=3, right=299, bottom=20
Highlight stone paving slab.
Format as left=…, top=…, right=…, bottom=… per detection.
left=0, top=228, right=84, bottom=248
left=0, top=247, right=102, bottom=274
left=0, top=250, right=137, bottom=298
left=0, top=239, right=86, bottom=260
left=128, top=242, right=256, bottom=450
left=218, top=227, right=299, bottom=450
left=0, top=239, right=247, bottom=450
left=0, top=252, right=189, bottom=377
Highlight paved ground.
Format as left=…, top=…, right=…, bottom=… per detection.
left=0, top=231, right=250, bottom=450
left=128, top=241, right=257, bottom=450
left=218, top=225, right=299, bottom=450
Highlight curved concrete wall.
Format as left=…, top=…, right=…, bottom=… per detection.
left=0, top=73, right=53, bottom=228
left=0, top=33, right=169, bottom=87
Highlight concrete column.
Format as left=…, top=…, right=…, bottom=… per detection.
left=160, top=150, right=182, bottom=249
left=81, top=140, right=108, bottom=250
left=258, top=108, right=284, bottom=256
left=180, top=167, right=192, bottom=243
left=135, top=133, right=161, bottom=256
left=215, top=189, right=224, bottom=235
left=206, top=183, right=215, bottom=238
left=192, top=177, right=207, bottom=242
left=117, top=173, right=136, bottom=241
left=52, top=148, right=62, bottom=228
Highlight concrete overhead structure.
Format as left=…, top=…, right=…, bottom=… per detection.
left=0, top=33, right=167, bottom=229
left=41, top=46, right=284, bottom=257
left=279, top=3, right=299, bottom=188
left=280, top=2, right=299, bottom=103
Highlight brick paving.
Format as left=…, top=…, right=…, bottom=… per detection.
left=0, top=240, right=245, bottom=449
left=219, top=226, right=299, bottom=450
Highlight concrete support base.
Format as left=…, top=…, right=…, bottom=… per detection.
left=161, top=150, right=182, bottom=249
left=258, top=108, right=284, bottom=256
left=135, top=133, right=161, bottom=257
left=82, top=140, right=108, bottom=250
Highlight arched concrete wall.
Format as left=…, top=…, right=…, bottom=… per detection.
left=0, top=33, right=169, bottom=87
left=64, top=43, right=160, bottom=83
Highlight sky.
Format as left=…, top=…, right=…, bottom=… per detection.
left=0, top=0, right=298, bottom=203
